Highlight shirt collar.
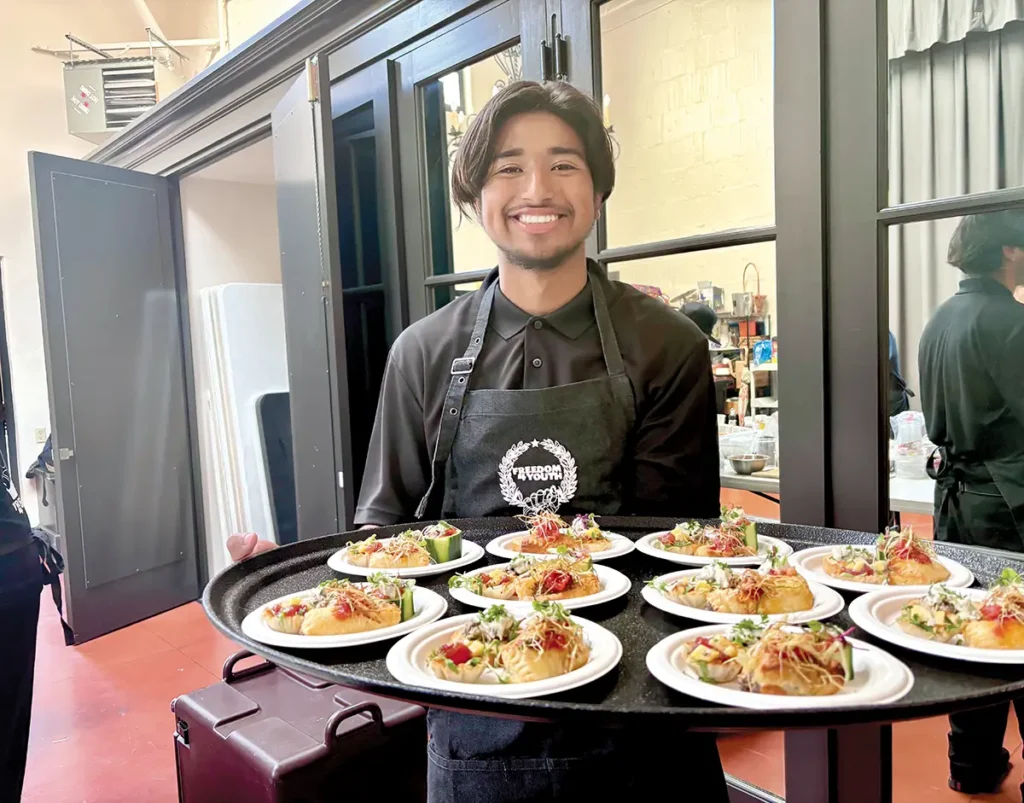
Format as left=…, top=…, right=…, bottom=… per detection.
left=958, top=275, right=1015, bottom=299
left=490, top=277, right=596, bottom=341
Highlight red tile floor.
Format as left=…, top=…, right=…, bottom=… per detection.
left=20, top=495, right=1019, bottom=802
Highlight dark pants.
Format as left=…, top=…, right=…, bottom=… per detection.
left=949, top=700, right=1024, bottom=793
left=0, top=544, right=42, bottom=803
left=426, top=710, right=728, bottom=803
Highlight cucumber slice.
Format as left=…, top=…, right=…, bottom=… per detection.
left=400, top=588, right=415, bottom=622
left=743, top=522, right=758, bottom=551
left=425, top=527, right=462, bottom=563
left=840, top=642, right=855, bottom=681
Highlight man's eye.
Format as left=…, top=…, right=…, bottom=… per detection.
left=553, top=163, right=579, bottom=172
left=497, top=165, right=521, bottom=174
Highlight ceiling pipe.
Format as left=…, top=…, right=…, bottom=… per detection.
left=130, top=0, right=169, bottom=43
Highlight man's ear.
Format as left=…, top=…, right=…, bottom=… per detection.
left=594, top=195, right=604, bottom=220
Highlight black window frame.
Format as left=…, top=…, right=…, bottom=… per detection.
left=826, top=0, right=1024, bottom=532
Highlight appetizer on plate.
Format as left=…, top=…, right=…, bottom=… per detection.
left=263, top=576, right=416, bottom=637
left=679, top=617, right=764, bottom=683
left=422, top=521, right=463, bottom=563
left=962, top=570, right=1024, bottom=650
left=721, top=504, right=757, bottom=547
left=822, top=545, right=887, bottom=584
left=450, top=552, right=601, bottom=603
left=876, top=529, right=951, bottom=586
left=650, top=552, right=814, bottom=616
left=653, top=521, right=709, bottom=555
left=566, top=514, right=614, bottom=553
left=498, top=602, right=591, bottom=683
left=896, top=584, right=979, bottom=643
left=261, top=597, right=309, bottom=635
left=695, top=527, right=757, bottom=559
left=508, top=512, right=573, bottom=554
left=741, top=621, right=854, bottom=696
left=344, top=531, right=432, bottom=569
left=426, top=602, right=590, bottom=684
left=679, top=618, right=855, bottom=697
left=822, top=528, right=950, bottom=587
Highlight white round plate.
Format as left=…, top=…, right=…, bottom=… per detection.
left=448, top=563, right=631, bottom=611
left=327, top=538, right=485, bottom=578
left=484, top=531, right=635, bottom=561
left=386, top=612, right=622, bottom=699
left=635, top=533, right=792, bottom=566
left=241, top=586, right=448, bottom=649
left=646, top=625, right=914, bottom=709
left=849, top=587, right=1024, bottom=665
left=640, top=568, right=845, bottom=624
left=789, top=545, right=974, bottom=594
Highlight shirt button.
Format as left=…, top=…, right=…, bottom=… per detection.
left=533, top=320, right=543, bottom=329
left=532, top=358, right=543, bottom=368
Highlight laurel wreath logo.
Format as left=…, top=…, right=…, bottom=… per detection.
left=498, top=438, right=578, bottom=513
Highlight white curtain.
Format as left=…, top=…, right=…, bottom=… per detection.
left=888, top=8, right=1024, bottom=400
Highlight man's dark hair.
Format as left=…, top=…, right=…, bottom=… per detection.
left=947, top=211, right=1024, bottom=275
left=450, top=80, right=615, bottom=216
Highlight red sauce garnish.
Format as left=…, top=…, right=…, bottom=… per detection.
left=533, top=520, right=561, bottom=540
left=542, top=631, right=568, bottom=651
left=981, top=603, right=1003, bottom=622
left=439, top=642, right=473, bottom=665
left=269, top=602, right=306, bottom=617
left=540, top=570, right=572, bottom=595
left=694, top=637, right=715, bottom=650
left=365, top=542, right=384, bottom=553
left=331, top=600, right=353, bottom=619
left=658, top=533, right=677, bottom=546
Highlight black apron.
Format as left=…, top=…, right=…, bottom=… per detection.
left=415, top=266, right=726, bottom=803
left=416, top=264, right=635, bottom=520
left=929, top=447, right=1024, bottom=553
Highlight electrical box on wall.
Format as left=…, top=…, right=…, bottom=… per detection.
left=63, top=57, right=184, bottom=144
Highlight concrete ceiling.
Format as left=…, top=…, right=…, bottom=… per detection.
left=189, top=135, right=275, bottom=185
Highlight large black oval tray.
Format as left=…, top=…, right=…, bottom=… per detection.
left=203, top=516, right=1024, bottom=728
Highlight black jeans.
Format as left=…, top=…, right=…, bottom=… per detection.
left=949, top=699, right=1024, bottom=792
left=426, top=710, right=729, bottom=803
left=0, top=544, right=42, bottom=803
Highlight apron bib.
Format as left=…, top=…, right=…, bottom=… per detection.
left=417, top=264, right=635, bottom=520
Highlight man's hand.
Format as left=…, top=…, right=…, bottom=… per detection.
left=226, top=532, right=279, bottom=563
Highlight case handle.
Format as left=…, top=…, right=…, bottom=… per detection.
left=325, top=701, right=384, bottom=750
left=221, top=649, right=273, bottom=683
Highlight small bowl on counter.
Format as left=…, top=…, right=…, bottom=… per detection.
left=728, top=454, right=769, bottom=475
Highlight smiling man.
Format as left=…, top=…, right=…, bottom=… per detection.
left=351, top=81, right=725, bottom=802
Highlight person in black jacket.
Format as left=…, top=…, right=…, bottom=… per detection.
left=0, top=447, right=41, bottom=802
left=917, top=210, right=1024, bottom=795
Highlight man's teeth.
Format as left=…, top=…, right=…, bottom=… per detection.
left=518, top=214, right=559, bottom=224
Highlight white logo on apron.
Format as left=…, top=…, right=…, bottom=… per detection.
left=498, top=439, right=578, bottom=514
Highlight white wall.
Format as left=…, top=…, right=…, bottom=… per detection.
left=225, top=0, right=302, bottom=49
left=179, top=172, right=282, bottom=574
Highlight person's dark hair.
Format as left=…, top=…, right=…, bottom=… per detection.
left=450, top=80, right=615, bottom=216
left=947, top=211, right=1024, bottom=275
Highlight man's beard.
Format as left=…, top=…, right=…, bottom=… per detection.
left=498, top=227, right=591, bottom=271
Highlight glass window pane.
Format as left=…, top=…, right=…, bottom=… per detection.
left=599, top=0, right=775, bottom=247
left=884, top=210, right=1024, bottom=540
left=433, top=280, right=484, bottom=311
left=424, top=45, right=523, bottom=279
left=610, top=242, right=780, bottom=504
left=887, top=10, right=1024, bottom=205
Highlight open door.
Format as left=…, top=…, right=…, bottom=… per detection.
left=272, top=56, right=353, bottom=538
left=29, top=153, right=200, bottom=643
left=330, top=59, right=405, bottom=509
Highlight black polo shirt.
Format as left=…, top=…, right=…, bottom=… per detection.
left=0, top=449, right=32, bottom=557
left=355, top=264, right=720, bottom=526
left=918, top=276, right=1024, bottom=463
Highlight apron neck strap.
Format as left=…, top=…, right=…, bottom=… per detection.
left=588, top=265, right=625, bottom=377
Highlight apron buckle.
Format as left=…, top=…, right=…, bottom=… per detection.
left=451, top=357, right=475, bottom=375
